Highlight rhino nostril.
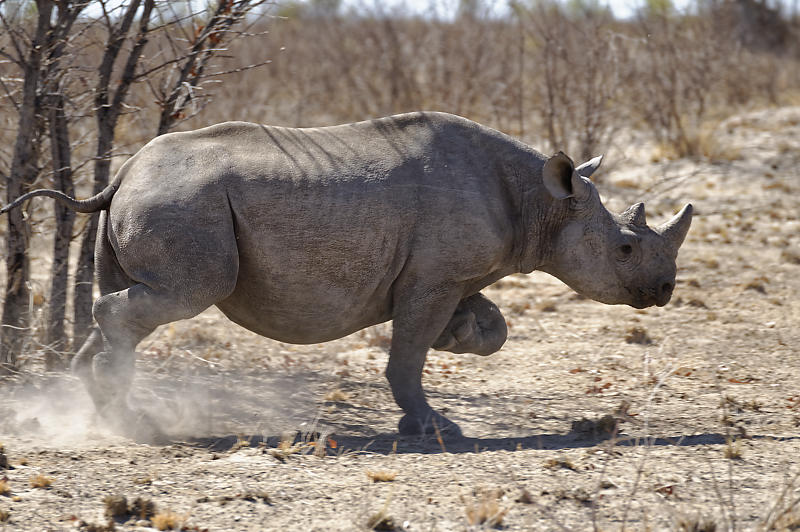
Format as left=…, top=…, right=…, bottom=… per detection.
left=660, top=282, right=674, bottom=296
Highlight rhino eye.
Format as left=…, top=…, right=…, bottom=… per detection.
left=620, top=244, right=633, bottom=255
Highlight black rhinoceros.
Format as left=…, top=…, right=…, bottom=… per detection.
left=2, top=112, right=692, bottom=440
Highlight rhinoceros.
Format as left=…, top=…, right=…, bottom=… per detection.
left=1, top=112, right=692, bottom=440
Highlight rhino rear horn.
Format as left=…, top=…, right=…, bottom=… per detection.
left=621, top=202, right=647, bottom=226
left=543, top=152, right=590, bottom=201
left=658, top=204, right=693, bottom=250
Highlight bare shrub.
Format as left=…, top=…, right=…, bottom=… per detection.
left=517, top=0, right=623, bottom=162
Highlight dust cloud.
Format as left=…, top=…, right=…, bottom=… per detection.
left=1, top=368, right=325, bottom=447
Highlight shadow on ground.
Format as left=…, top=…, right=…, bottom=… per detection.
left=183, top=430, right=800, bottom=455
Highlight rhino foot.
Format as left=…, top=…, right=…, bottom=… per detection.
left=98, top=402, right=170, bottom=445
left=433, top=293, right=507, bottom=356
left=398, top=411, right=463, bottom=437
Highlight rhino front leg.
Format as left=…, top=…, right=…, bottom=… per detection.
left=387, top=285, right=464, bottom=436
left=432, top=293, right=507, bottom=356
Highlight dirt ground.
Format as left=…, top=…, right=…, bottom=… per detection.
left=1, top=107, right=799, bottom=531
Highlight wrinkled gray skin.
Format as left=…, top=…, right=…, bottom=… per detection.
left=1, top=112, right=693, bottom=441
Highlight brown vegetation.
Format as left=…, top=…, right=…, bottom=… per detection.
left=29, top=473, right=53, bottom=488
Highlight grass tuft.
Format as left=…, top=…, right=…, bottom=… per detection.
left=240, top=490, right=271, bottom=504
left=152, top=510, right=186, bottom=531
left=465, top=497, right=507, bottom=528
left=103, top=495, right=129, bottom=520
left=29, top=474, right=53, bottom=489
left=267, top=440, right=305, bottom=461
left=366, top=470, right=397, bottom=482
left=543, top=456, right=578, bottom=471
left=366, top=512, right=397, bottom=531
left=130, top=497, right=157, bottom=520
left=571, top=414, right=618, bottom=438
left=769, top=509, right=800, bottom=530
left=463, top=488, right=507, bottom=528
left=625, top=326, right=653, bottom=345
left=724, top=438, right=744, bottom=460
left=0, top=445, right=8, bottom=470
left=674, top=513, right=718, bottom=532
left=325, top=389, right=350, bottom=402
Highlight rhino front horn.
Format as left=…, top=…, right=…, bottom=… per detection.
left=658, top=204, right=693, bottom=250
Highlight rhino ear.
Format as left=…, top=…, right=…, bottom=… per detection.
left=543, top=152, right=592, bottom=201
left=575, top=155, right=603, bottom=178
left=543, top=152, right=576, bottom=200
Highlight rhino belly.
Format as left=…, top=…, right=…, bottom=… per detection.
left=214, top=226, right=402, bottom=344
left=216, top=280, right=393, bottom=344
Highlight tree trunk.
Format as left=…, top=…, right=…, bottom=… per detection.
left=44, top=94, right=75, bottom=369
left=0, top=3, right=53, bottom=372
left=71, top=148, right=111, bottom=349
left=72, top=0, right=153, bottom=349
left=71, top=228, right=96, bottom=350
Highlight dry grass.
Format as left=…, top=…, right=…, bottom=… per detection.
left=152, top=510, right=187, bottom=531
left=768, top=510, right=800, bottom=530
left=674, top=513, right=719, bottom=531
left=365, top=490, right=397, bottom=531
left=29, top=474, right=53, bottom=489
left=103, top=494, right=129, bottom=519
left=366, top=512, right=397, bottom=531
left=625, top=326, right=653, bottom=345
left=267, top=438, right=305, bottom=462
left=324, top=388, right=350, bottom=402
left=239, top=490, right=271, bottom=504
left=234, top=435, right=251, bottom=450
left=366, top=470, right=397, bottom=482
left=463, top=488, right=508, bottom=528
left=781, top=249, right=800, bottom=264
left=543, top=456, right=578, bottom=471
left=364, top=328, right=392, bottom=350
left=0, top=509, right=8, bottom=522
left=570, top=414, right=618, bottom=438
left=77, top=519, right=115, bottom=532
left=130, top=497, right=157, bottom=521
left=724, top=438, right=744, bottom=460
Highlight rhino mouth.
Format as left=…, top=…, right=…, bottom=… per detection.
left=631, top=285, right=673, bottom=308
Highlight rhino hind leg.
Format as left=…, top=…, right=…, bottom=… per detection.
left=432, top=293, right=507, bottom=356
left=89, top=282, right=234, bottom=443
left=75, top=212, right=238, bottom=443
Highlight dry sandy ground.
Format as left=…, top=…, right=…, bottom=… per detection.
left=1, top=107, right=799, bottom=531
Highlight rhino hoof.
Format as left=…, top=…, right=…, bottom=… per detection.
left=100, top=404, right=170, bottom=445
left=398, top=413, right=463, bottom=437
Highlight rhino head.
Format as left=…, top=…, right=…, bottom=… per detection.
left=539, top=152, right=692, bottom=309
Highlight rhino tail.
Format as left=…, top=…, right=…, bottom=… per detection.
left=0, top=182, right=118, bottom=215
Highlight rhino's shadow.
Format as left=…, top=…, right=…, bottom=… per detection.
left=134, top=370, right=799, bottom=454
left=184, top=430, right=798, bottom=455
